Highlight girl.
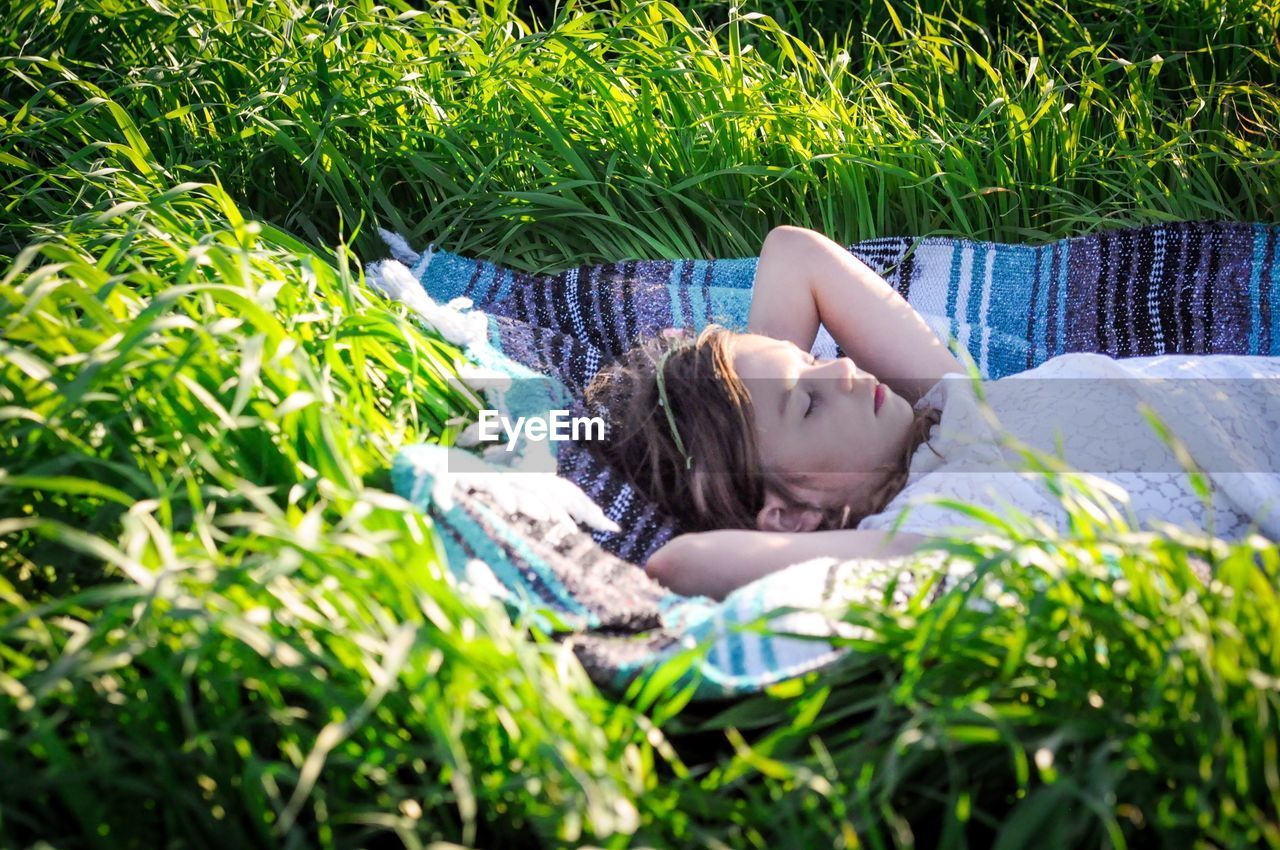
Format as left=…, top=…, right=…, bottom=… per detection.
left=584, top=226, right=1280, bottom=600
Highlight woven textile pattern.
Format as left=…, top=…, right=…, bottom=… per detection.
left=382, top=221, right=1280, bottom=700
left=415, top=222, right=1280, bottom=562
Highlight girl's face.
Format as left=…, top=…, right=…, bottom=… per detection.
left=731, top=333, right=916, bottom=515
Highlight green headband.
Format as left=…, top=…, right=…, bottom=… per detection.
left=655, top=345, right=694, bottom=471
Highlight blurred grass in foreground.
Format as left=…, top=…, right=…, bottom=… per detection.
left=2, top=0, right=1279, bottom=846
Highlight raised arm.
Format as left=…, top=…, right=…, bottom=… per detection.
left=645, top=527, right=928, bottom=601
left=748, top=225, right=965, bottom=404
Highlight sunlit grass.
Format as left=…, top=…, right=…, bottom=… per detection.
left=2, top=0, right=1279, bottom=846
left=3, top=0, right=1276, bottom=266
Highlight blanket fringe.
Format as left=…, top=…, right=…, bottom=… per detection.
left=377, top=227, right=423, bottom=267
left=364, top=259, right=489, bottom=349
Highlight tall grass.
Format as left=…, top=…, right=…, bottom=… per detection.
left=2, top=0, right=1279, bottom=847
left=0, top=174, right=663, bottom=847
left=3, top=0, right=1276, bottom=267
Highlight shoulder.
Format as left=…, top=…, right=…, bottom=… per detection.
left=858, top=471, right=1066, bottom=538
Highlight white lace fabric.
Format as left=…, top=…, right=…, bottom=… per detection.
left=858, top=353, right=1280, bottom=542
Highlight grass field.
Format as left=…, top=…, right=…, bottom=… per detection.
left=2, top=0, right=1279, bottom=846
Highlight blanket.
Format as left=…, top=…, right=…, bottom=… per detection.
left=370, top=221, right=1280, bottom=701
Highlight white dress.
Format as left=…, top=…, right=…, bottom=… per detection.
left=856, top=353, right=1280, bottom=542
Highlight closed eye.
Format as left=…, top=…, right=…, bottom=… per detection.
left=801, top=352, right=820, bottom=417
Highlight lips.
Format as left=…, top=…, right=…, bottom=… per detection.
left=874, top=383, right=885, bottom=414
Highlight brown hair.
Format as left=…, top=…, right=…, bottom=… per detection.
left=583, top=325, right=942, bottom=533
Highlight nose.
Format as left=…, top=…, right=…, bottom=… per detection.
left=814, top=356, right=864, bottom=393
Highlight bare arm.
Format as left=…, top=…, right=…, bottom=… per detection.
left=645, top=527, right=929, bottom=601
left=748, top=225, right=965, bottom=404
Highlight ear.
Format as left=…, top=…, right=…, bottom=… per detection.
left=756, top=490, right=824, bottom=533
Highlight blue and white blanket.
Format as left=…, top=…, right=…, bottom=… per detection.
left=369, top=221, right=1280, bottom=701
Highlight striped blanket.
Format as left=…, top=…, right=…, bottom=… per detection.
left=372, top=221, right=1280, bottom=701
